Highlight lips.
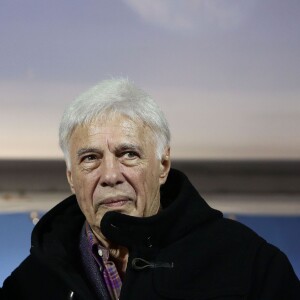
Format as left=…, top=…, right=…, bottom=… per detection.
left=99, top=196, right=132, bottom=208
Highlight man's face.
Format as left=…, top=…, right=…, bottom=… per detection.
left=67, top=114, right=170, bottom=242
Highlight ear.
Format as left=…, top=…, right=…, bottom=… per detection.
left=159, top=147, right=171, bottom=185
left=66, top=169, right=75, bottom=194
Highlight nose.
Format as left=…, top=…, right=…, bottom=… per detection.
left=99, top=155, right=124, bottom=187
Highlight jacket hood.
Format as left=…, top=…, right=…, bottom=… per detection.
left=31, top=168, right=221, bottom=259
left=31, top=194, right=84, bottom=266
left=27, top=168, right=273, bottom=299
left=30, top=196, right=95, bottom=300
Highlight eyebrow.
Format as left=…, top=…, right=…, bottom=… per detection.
left=77, top=147, right=101, bottom=158
left=117, top=143, right=142, bottom=152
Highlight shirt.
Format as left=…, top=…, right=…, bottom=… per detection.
left=85, top=222, right=122, bottom=300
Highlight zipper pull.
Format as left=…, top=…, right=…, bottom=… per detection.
left=132, top=257, right=174, bottom=270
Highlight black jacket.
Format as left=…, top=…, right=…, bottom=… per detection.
left=1, top=169, right=299, bottom=299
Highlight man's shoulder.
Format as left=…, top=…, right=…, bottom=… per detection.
left=189, top=214, right=266, bottom=250
left=32, top=194, right=82, bottom=235
left=205, top=216, right=291, bottom=263
left=1, top=253, right=75, bottom=299
left=214, top=217, right=265, bottom=243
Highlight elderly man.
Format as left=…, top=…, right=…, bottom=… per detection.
left=1, top=79, right=299, bottom=299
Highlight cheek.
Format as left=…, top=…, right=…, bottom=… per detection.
left=75, top=169, right=98, bottom=193
left=135, top=160, right=160, bottom=184
left=76, top=193, right=99, bottom=227
left=73, top=173, right=99, bottom=212
left=136, top=168, right=160, bottom=201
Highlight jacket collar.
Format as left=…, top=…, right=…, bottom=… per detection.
left=31, top=168, right=221, bottom=254
left=100, top=168, right=222, bottom=249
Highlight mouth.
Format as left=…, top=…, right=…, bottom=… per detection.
left=99, top=196, right=132, bottom=208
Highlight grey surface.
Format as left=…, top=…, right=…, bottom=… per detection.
left=0, top=159, right=299, bottom=194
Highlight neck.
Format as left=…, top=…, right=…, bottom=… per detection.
left=93, top=227, right=129, bottom=277
left=109, top=246, right=129, bottom=278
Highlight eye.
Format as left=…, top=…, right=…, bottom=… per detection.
left=82, top=154, right=98, bottom=162
left=123, top=151, right=139, bottom=159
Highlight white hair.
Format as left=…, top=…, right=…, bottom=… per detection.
left=59, top=78, right=170, bottom=168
